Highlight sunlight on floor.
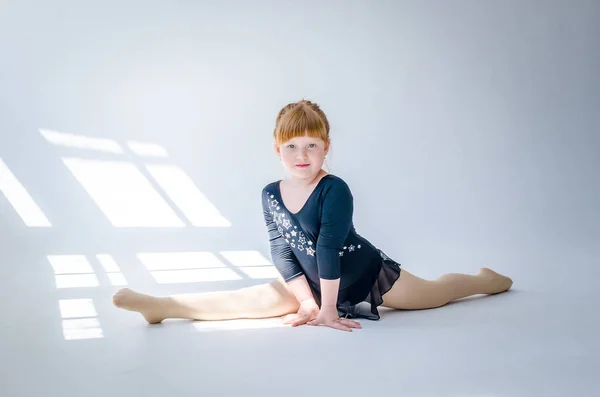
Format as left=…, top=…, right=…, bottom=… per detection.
left=220, top=250, right=280, bottom=279
left=38, top=129, right=232, bottom=228
left=62, top=157, right=186, bottom=227
left=0, top=157, right=52, bottom=227
left=127, top=141, right=169, bottom=157
left=40, top=129, right=123, bottom=154
left=61, top=157, right=233, bottom=228
left=35, top=128, right=285, bottom=337
left=48, top=255, right=100, bottom=288
left=137, top=251, right=242, bottom=283
left=47, top=250, right=278, bottom=288
left=48, top=250, right=282, bottom=337
left=96, top=254, right=128, bottom=286
left=192, top=317, right=289, bottom=332
left=60, top=298, right=98, bottom=318
left=146, top=164, right=231, bottom=227
left=59, top=299, right=104, bottom=340
left=137, top=251, right=279, bottom=283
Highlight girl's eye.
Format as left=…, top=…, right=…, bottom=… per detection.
left=286, top=143, right=316, bottom=149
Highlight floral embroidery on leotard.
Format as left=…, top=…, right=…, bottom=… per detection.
left=266, top=190, right=362, bottom=258
left=266, top=191, right=317, bottom=257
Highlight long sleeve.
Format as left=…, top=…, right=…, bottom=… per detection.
left=316, top=181, right=353, bottom=280
left=262, top=189, right=304, bottom=282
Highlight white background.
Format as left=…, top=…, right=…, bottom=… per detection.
left=1, top=1, right=598, bottom=396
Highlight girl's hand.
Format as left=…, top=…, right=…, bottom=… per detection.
left=282, top=300, right=320, bottom=327
left=307, top=306, right=361, bottom=332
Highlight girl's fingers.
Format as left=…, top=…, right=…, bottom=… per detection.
left=307, top=319, right=356, bottom=332
left=339, top=318, right=361, bottom=328
left=330, top=322, right=352, bottom=332
left=293, top=318, right=308, bottom=327
left=283, top=313, right=311, bottom=327
left=282, top=314, right=297, bottom=324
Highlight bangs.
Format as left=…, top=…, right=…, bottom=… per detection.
left=274, top=105, right=328, bottom=144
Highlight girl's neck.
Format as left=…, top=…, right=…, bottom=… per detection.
left=286, top=169, right=328, bottom=188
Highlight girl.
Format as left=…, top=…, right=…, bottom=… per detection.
left=113, top=99, right=513, bottom=332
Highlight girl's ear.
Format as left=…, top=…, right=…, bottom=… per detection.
left=273, top=141, right=280, bottom=156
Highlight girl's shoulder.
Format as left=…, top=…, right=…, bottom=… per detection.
left=320, top=173, right=347, bottom=186
left=261, top=173, right=349, bottom=193
left=320, top=174, right=353, bottom=198
left=261, top=179, right=279, bottom=194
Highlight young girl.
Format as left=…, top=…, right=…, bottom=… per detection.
left=113, top=99, right=513, bottom=332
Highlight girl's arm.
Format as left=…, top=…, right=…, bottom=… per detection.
left=310, top=181, right=362, bottom=331
left=286, top=275, right=317, bottom=305
left=315, top=181, right=354, bottom=306
left=282, top=275, right=321, bottom=327
left=262, top=189, right=306, bottom=283
left=310, top=276, right=359, bottom=331
left=319, top=278, right=340, bottom=310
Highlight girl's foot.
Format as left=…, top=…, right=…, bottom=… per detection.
left=478, top=268, right=513, bottom=294
left=113, top=288, right=165, bottom=324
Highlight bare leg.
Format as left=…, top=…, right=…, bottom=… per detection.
left=113, top=279, right=300, bottom=324
left=382, top=267, right=513, bottom=310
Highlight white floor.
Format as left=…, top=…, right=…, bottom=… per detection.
left=1, top=251, right=598, bottom=397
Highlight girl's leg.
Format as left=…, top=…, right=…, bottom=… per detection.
left=113, top=279, right=300, bottom=324
left=381, top=267, right=513, bottom=310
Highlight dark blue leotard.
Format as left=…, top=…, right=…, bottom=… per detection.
left=262, top=174, right=401, bottom=319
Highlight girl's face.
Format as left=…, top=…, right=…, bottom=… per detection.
left=275, top=135, right=329, bottom=180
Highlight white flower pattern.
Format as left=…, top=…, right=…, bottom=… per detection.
left=266, top=190, right=362, bottom=258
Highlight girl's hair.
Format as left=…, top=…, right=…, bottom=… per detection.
left=273, top=99, right=330, bottom=145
